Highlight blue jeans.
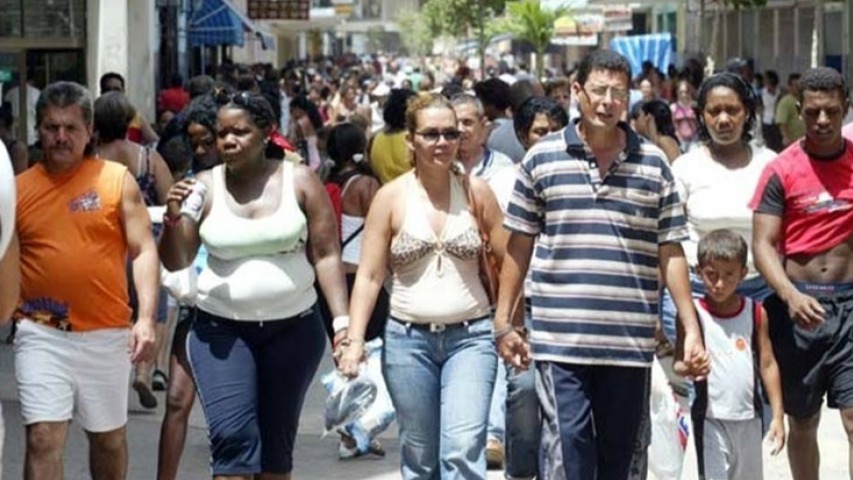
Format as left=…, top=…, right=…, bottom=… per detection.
left=383, top=317, right=497, bottom=480
left=487, top=312, right=540, bottom=479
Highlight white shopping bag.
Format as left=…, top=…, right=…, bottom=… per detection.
left=648, top=357, right=690, bottom=480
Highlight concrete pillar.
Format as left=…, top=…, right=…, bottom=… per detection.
left=298, top=32, right=307, bottom=60
left=87, top=0, right=128, bottom=95
left=127, top=0, right=158, bottom=121
left=846, top=0, right=853, bottom=84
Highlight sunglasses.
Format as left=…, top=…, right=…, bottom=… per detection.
left=215, top=89, right=252, bottom=107
left=415, top=128, right=461, bottom=142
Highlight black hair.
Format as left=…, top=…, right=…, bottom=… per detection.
left=509, top=80, right=541, bottom=113
left=94, top=91, right=135, bottom=142
left=473, top=78, right=511, bottom=111
left=765, top=70, right=779, bottom=86
left=695, top=73, right=757, bottom=143
left=798, top=67, right=849, bottom=103
left=440, top=84, right=465, bottom=100
left=187, top=75, right=215, bottom=99
left=326, top=122, right=370, bottom=178
left=514, top=96, right=569, bottom=144
left=217, top=90, right=277, bottom=131
left=236, top=74, right=258, bottom=92
left=183, top=95, right=220, bottom=137
left=289, top=95, right=324, bottom=131
left=576, top=50, right=632, bottom=87
left=383, top=88, right=417, bottom=131
left=99, top=72, right=126, bottom=93
left=697, top=229, right=748, bottom=268
left=788, top=73, right=801, bottom=85
left=640, top=100, right=679, bottom=144
left=169, top=74, right=184, bottom=89
left=157, top=134, right=192, bottom=176
left=0, top=102, right=12, bottom=129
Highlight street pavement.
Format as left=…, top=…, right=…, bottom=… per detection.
left=0, top=322, right=848, bottom=479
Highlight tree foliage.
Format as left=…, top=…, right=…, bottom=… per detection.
left=422, top=0, right=506, bottom=39
left=398, top=11, right=433, bottom=56
left=421, top=0, right=506, bottom=77
left=494, top=0, right=571, bottom=79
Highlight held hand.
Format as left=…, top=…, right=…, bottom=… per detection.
left=128, top=320, right=157, bottom=364
left=165, top=178, right=197, bottom=217
left=786, top=291, right=825, bottom=329
left=680, top=329, right=710, bottom=380
left=765, top=418, right=786, bottom=455
left=497, top=331, right=532, bottom=371
left=337, top=342, right=365, bottom=378
left=331, top=329, right=348, bottom=364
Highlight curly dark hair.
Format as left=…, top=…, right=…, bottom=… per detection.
left=217, top=90, right=277, bottom=131
left=798, top=66, right=848, bottom=103
left=182, top=95, right=219, bottom=137
left=576, top=50, right=632, bottom=87
left=695, top=72, right=757, bottom=143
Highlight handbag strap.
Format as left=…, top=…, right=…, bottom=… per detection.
left=461, top=174, right=489, bottom=244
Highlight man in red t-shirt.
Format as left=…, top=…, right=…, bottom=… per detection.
left=751, top=66, right=853, bottom=480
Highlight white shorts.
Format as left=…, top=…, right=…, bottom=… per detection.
left=698, top=417, right=763, bottom=480
left=14, top=319, right=131, bottom=432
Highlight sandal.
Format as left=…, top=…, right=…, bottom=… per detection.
left=151, top=369, right=168, bottom=392
left=133, top=379, right=158, bottom=409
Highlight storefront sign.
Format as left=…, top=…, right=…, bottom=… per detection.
left=247, top=0, right=310, bottom=20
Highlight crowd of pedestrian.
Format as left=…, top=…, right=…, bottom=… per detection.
left=0, top=45, right=852, bottom=480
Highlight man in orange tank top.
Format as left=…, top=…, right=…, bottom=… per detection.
left=14, top=81, right=159, bottom=479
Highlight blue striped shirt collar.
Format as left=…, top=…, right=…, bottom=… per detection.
left=563, top=118, right=643, bottom=156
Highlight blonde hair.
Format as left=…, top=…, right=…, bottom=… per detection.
left=404, top=92, right=455, bottom=135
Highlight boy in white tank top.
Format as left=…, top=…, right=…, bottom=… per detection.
left=675, top=229, right=786, bottom=480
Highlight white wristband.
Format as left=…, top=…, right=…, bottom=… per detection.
left=332, top=315, right=350, bottom=333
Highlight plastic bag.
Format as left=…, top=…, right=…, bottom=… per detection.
left=321, top=366, right=377, bottom=436
left=648, top=357, right=689, bottom=480
left=0, top=143, right=15, bottom=259
left=321, top=338, right=396, bottom=454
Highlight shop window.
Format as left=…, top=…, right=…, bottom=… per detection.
left=0, top=0, right=86, bottom=39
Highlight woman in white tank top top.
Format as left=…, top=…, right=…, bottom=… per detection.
left=159, top=91, right=349, bottom=478
left=337, top=93, right=510, bottom=479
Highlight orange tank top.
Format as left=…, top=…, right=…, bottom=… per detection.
left=15, top=158, right=132, bottom=331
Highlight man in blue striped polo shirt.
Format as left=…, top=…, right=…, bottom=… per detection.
left=493, top=50, right=709, bottom=479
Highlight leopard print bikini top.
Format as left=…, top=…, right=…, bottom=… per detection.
left=389, top=174, right=481, bottom=273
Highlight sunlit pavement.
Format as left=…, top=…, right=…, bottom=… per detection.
left=0, top=324, right=846, bottom=479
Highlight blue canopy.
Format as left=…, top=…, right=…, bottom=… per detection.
left=610, top=33, right=673, bottom=77
left=188, top=0, right=274, bottom=49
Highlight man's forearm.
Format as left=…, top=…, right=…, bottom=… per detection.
left=132, top=247, right=160, bottom=323
left=661, top=244, right=701, bottom=334
left=495, top=233, right=533, bottom=329
left=754, top=242, right=796, bottom=301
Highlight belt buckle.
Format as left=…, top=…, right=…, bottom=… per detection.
left=429, top=323, right=446, bottom=333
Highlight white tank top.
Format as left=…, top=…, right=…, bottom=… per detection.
left=697, top=297, right=758, bottom=421
left=196, top=162, right=317, bottom=321
left=340, top=174, right=364, bottom=265
left=388, top=173, right=490, bottom=324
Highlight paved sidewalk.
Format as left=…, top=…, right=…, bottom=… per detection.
left=0, top=323, right=848, bottom=479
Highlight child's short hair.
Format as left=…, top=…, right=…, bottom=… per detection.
left=697, top=229, right=748, bottom=267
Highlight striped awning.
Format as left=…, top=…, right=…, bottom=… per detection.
left=610, top=33, right=673, bottom=77
left=188, top=0, right=275, bottom=49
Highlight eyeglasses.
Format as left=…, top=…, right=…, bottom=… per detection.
left=415, top=129, right=462, bottom=142
left=582, top=85, right=630, bottom=102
